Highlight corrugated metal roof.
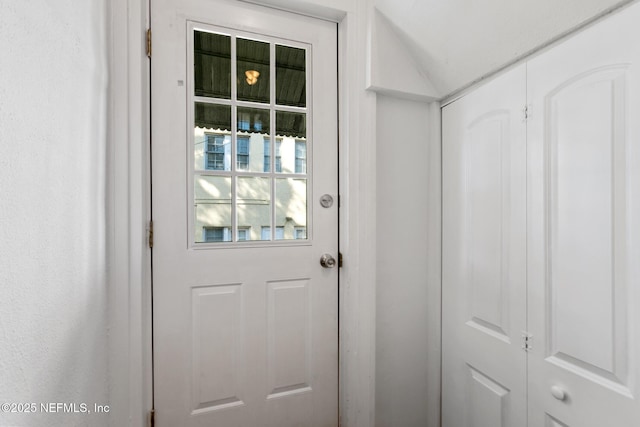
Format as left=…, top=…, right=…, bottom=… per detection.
left=194, top=30, right=307, bottom=138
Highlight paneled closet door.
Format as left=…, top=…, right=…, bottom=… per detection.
left=527, top=2, right=640, bottom=426
left=442, top=64, right=527, bottom=427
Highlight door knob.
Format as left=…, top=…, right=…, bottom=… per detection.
left=550, top=385, right=567, bottom=401
left=320, top=254, right=337, bottom=268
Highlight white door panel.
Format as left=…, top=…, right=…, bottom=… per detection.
left=444, top=4, right=640, bottom=427
left=151, top=1, right=338, bottom=426
left=442, top=64, right=527, bottom=427
left=527, top=3, right=640, bottom=425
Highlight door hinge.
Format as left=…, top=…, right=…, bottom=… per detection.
left=522, top=104, right=531, bottom=121
left=146, top=28, right=152, bottom=58
left=522, top=332, right=533, bottom=352
left=148, top=220, right=154, bottom=249
left=338, top=252, right=343, bottom=268
left=148, top=409, right=155, bottom=427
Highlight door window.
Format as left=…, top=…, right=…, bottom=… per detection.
left=191, top=27, right=310, bottom=244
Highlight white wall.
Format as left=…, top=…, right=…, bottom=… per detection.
left=0, top=1, right=109, bottom=426
left=368, top=9, right=439, bottom=101
left=375, top=95, right=441, bottom=427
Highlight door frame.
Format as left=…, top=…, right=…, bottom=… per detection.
left=107, top=0, right=378, bottom=426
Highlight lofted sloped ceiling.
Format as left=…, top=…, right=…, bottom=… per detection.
left=375, top=0, right=634, bottom=98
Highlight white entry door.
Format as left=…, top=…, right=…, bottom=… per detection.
left=526, top=2, right=640, bottom=425
left=442, top=64, right=528, bottom=427
left=151, top=1, right=338, bottom=426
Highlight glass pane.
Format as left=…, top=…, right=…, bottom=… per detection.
left=276, top=111, right=306, bottom=138
left=194, top=175, right=232, bottom=243
left=195, top=102, right=232, bottom=131
left=238, top=107, right=270, bottom=134
left=237, top=38, right=270, bottom=103
left=194, top=103, right=231, bottom=171
left=237, top=176, right=271, bottom=241
left=194, top=31, right=231, bottom=99
left=236, top=107, right=269, bottom=173
left=276, top=45, right=306, bottom=107
left=275, top=178, right=307, bottom=240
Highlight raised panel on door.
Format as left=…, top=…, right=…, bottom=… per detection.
left=442, top=64, right=527, bottom=427
left=191, top=284, right=244, bottom=413
left=527, top=2, right=640, bottom=425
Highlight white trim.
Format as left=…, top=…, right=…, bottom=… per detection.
left=337, top=2, right=377, bottom=427
left=107, top=0, right=152, bottom=426
left=108, top=1, right=377, bottom=426
left=239, top=0, right=348, bottom=22
left=426, top=102, right=442, bottom=427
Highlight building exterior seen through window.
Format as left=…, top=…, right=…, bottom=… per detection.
left=195, top=131, right=307, bottom=242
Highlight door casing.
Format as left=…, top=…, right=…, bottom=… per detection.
left=106, top=0, right=378, bottom=426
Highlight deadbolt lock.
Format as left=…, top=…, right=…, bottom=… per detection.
left=320, top=194, right=334, bottom=208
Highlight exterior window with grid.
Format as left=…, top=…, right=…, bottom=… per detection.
left=237, top=136, right=249, bottom=170
left=237, top=227, right=250, bottom=241
left=206, top=134, right=226, bottom=170
left=263, top=138, right=270, bottom=172
left=295, top=140, right=307, bottom=173
left=203, top=226, right=231, bottom=242
left=261, top=226, right=284, bottom=240
left=295, top=227, right=307, bottom=239
left=238, top=112, right=250, bottom=131
left=275, top=140, right=282, bottom=172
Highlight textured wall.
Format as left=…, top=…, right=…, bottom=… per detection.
left=0, top=1, right=109, bottom=426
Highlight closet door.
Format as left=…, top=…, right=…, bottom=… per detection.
left=442, top=64, right=527, bottom=427
left=527, top=3, right=640, bottom=426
